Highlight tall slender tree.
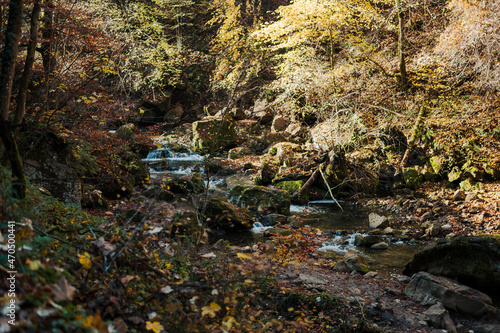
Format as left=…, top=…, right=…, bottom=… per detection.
left=0, top=0, right=27, bottom=198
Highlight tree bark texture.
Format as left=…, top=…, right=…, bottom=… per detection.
left=0, top=0, right=27, bottom=199
left=396, top=0, right=407, bottom=88
left=15, top=0, right=42, bottom=125
left=0, top=0, right=25, bottom=120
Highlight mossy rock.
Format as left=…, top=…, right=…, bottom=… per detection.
left=429, top=156, right=442, bottom=174
left=448, top=167, right=462, bottom=183
left=229, top=185, right=291, bottom=215
left=484, top=164, right=500, bottom=180
left=255, top=160, right=278, bottom=186
left=403, top=167, right=423, bottom=190
left=204, top=198, right=253, bottom=229
left=129, top=160, right=150, bottom=184
left=116, top=124, right=136, bottom=142
left=275, top=180, right=308, bottom=204
left=462, top=162, right=483, bottom=181
left=192, top=118, right=236, bottom=153
left=404, top=235, right=500, bottom=297
left=162, top=172, right=205, bottom=194
left=459, top=179, right=474, bottom=192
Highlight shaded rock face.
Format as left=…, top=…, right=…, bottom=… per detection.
left=404, top=236, right=500, bottom=297
left=229, top=185, right=291, bottom=215
left=25, top=133, right=82, bottom=206
left=404, top=272, right=499, bottom=320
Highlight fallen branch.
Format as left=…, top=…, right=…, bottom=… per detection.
left=318, top=167, right=343, bottom=211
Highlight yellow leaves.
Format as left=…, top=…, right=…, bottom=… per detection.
left=78, top=252, right=92, bottom=269
left=236, top=252, right=252, bottom=259
left=26, top=259, right=43, bottom=271
left=145, top=321, right=164, bottom=333
left=222, top=316, right=237, bottom=330
left=201, top=302, right=221, bottom=318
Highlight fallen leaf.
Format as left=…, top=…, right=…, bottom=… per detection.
left=121, top=275, right=136, bottom=285
left=27, top=259, right=43, bottom=271
left=201, top=302, right=221, bottom=318
left=49, top=277, right=76, bottom=301
left=146, top=321, right=164, bottom=333
left=201, top=252, right=216, bottom=258
left=236, top=252, right=251, bottom=259
left=160, top=286, right=173, bottom=294
left=78, top=252, right=92, bottom=269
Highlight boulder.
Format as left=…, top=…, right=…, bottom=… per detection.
left=228, top=147, right=253, bottom=160
left=259, top=214, right=288, bottom=226
left=285, top=123, right=302, bottom=136
left=192, top=117, right=236, bottom=153
left=368, top=213, right=389, bottom=229
left=271, top=116, right=290, bottom=132
left=404, top=236, right=500, bottom=297
left=423, top=303, right=457, bottom=333
left=332, top=252, right=369, bottom=275
left=251, top=99, right=273, bottom=123
left=404, top=272, right=499, bottom=319
left=429, top=156, right=442, bottom=174
left=116, top=123, right=136, bottom=142
left=163, top=173, right=205, bottom=194
left=163, top=104, right=184, bottom=124
left=403, top=167, right=423, bottom=190
left=355, top=234, right=385, bottom=247
left=371, top=242, right=389, bottom=250
left=452, top=189, right=465, bottom=201
left=275, top=180, right=307, bottom=204
left=229, top=185, right=291, bottom=215
left=204, top=199, right=253, bottom=229
left=254, top=159, right=278, bottom=186
left=271, top=142, right=302, bottom=163
left=459, top=178, right=474, bottom=191
left=24, top=133, right=82, bottom=206
left=448, top=167, right=462, bottom=182
left=484, top=163, right=500, bottom=180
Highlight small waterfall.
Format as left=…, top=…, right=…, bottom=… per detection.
left=142, top=145, right=204, bottom=175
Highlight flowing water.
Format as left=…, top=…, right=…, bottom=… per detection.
left=143, top=144, right=421, bottom=277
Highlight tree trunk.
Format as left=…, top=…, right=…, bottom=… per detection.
left=396, top=0, right=407, bottom=88
left=0, top=0, right=27, bottom=199
left=15, top=0, right=42, bottom=125
left=0, top=119, right=27, bottom=198
left=0, top=0, right=24, bottom=120
left=41, top=0, right=56, bottom=75
left=397, top=105, right=426, bottom=175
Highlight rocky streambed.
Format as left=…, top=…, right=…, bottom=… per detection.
left=136, top=135, right=500, bottom=332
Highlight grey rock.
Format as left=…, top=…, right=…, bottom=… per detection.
left=369, top=213, right=389, bottom=229
left=453, top=189, right=465, bottom=201
left=404, top=272, right=499, bottom=319
left=424, top=303, right=457, bottom=333
left=371, top=242, right=389, bottom=250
